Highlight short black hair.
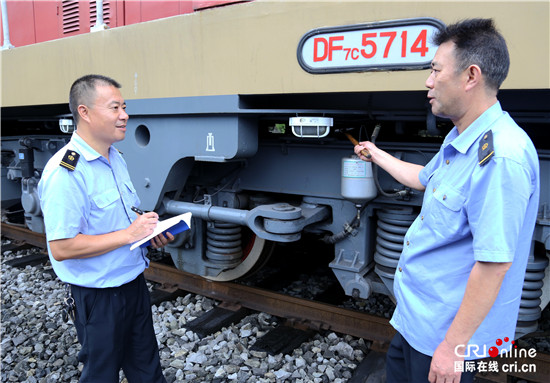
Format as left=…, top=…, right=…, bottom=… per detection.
left=434, top=19, right=509, bottom=91
left=69, top=74, right=121, bottom=125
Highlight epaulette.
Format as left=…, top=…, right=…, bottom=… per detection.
left=60, top=150, right=80, bottom=171
left=478, top=130, right=495, bottom=166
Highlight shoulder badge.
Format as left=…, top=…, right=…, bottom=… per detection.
left=478, top=130, right=495, bottom=166
left=60, top=150, right=80, bottom=171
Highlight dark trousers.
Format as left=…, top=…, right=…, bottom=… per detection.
left=71, top=274, right=166, bottom=383
left=386, top=332, right=477, bottom=383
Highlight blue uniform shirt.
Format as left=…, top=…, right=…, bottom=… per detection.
left=390, top=102, right=540, bottom=358
left=38, top=132, right=149, bottom=288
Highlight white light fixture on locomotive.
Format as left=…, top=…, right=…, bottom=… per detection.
left=289, top=116, right=332, bottom=138
left=59, top=118, right=75, bottom=134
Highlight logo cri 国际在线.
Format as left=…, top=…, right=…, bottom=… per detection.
left=454, top=337, right=538, bottom=374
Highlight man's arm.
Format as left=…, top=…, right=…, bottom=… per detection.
left=49, top=211, right=170, bottom=261
left=429, top=260, right=511, bottom=383
left=355, top=141, right=425, bottom=191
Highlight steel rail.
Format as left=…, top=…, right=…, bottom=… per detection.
left=1, top=222, right=47, bottom=249
left=0, top=222, right=395, bottom=342
left=144, top=261, right=396, bottom=345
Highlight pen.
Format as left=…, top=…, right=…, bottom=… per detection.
left=131, top=206, right=144, bottom=215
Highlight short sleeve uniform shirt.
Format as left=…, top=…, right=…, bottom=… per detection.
left=38, top=132, right=149, bottom=288
left=390, top=102, right=540, bottom=358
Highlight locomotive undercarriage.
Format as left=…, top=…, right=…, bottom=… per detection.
left=2, top=91, right=549, bottom=338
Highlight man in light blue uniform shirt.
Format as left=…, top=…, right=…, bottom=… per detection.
left=41, top=131, right=148, bottom=287
left=355, top=19, right=539, bottom=383
left=38, top=74, right=173, bottom=383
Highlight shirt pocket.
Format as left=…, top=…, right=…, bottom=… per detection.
left=91, top=188, right=120, bottom=210
left=433, top=185, right=465, bottom=212
left=430, top=184, right=468, bottom=238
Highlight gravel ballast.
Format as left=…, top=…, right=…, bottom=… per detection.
left=1, top=243, right=373, bottom=383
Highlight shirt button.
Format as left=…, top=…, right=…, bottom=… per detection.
left=406, top=240, right=410, bottom=246
left=421, top=215, right=424, bottom=220
left=433, top=188, right=436, bottom=193
left=446, top=159, right=450, bottom=165
left=443, top=195, right=447, bottom=200
left=399, top=267, right=403, bottom=272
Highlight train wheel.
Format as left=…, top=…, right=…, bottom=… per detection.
left=206, top=233, right=275, bottom=282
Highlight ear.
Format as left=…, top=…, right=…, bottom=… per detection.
left=464, top=64, right=482, bottom=91
left=77, top=105, right=91, bottom=123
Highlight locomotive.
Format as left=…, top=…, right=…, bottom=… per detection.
left=2, top=0, right=549, bottom=338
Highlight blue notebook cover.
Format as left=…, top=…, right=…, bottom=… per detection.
left=130, top=212, right=192, bottom=250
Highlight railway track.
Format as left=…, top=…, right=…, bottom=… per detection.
left=145, top=261, right=395, bottom=349
left=1, top=222, right=549, bottom=383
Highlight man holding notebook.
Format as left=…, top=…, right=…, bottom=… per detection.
left=38, top=74, right=173, bottom=383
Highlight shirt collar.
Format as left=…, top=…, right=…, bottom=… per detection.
left=443, top=102, right=503, bottom=154
left=70, top=131, right=118, bottom=162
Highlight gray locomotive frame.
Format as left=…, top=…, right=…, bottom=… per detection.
left=118, top=95, right=425, bottom=296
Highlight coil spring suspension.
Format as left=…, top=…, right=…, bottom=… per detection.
left=372, top=207, right=416, bottom=296
left=374, top=207, right=416, bottom=279
left=205, top=222, right=243, bottom=267
left=516, top=253, right=549, bottom=337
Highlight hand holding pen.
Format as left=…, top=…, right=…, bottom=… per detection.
left=126, top=206, right=159, bottom=243
left=129, top=206, right=174, bottom=248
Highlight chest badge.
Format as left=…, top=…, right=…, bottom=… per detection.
left=478, top=130, right=495, bottom=166
left=60, top=150, right=80, bottom=171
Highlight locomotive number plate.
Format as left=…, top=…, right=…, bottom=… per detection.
left=297, top=18, right=445, bottom=74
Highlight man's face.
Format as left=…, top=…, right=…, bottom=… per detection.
left=425, top=41, right=467, bottom=121
left=86, top=85, right=129, bottom=146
